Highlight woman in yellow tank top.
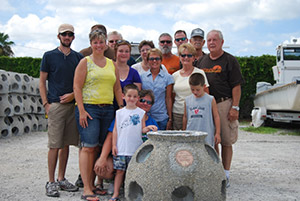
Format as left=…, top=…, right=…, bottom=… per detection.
left=73, top=30, right=123, bottom=200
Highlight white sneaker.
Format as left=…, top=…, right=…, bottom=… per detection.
left=107, top=182, right=114, bottom=195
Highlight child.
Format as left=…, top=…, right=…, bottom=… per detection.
left=110, top=84, right=157, bottom=201
left=182, top=73, right=221, bottom=147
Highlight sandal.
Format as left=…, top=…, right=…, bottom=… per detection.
left=109, top=197, right=120, bottom=201
left=92, top=187, right=107, bottom=195
left=81, top=194, right=99, bottom=201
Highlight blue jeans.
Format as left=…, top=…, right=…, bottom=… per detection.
left=156, top=118, right=169, bottom=130
left=75, top=104, right=114, bottom=147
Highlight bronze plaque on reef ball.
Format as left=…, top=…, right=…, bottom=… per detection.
left=175, top=150, right=194, bottom=167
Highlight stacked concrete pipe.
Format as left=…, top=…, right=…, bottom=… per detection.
left=0, top=70, right=48, bottom=138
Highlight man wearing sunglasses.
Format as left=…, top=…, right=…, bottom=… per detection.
left=158, top=33, right=180, bottom=74
left=40, top=23, right=83, bottom=197
left=174, top=30, right=188, bottom=56
left=80, top=24, right=115, bottom=60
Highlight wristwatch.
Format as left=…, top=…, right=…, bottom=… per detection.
left=232, top=106, right=240, bottom=111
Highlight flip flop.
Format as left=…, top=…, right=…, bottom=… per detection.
left=92, top=187, right=107, bottom=195
left=81, top=194, right=99, bottom=201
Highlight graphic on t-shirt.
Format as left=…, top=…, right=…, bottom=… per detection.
left=120, top=114, right=141, bottom=129
left=202, top=65, right=222, bottom=73
left=189, top=106, right=205, bottom=118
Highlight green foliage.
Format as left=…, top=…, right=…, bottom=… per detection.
left=0, top=32, right=14, bottom=56
left=0, top=56, right=41, bottom=78
left=237, top=55, right=276, bottom=119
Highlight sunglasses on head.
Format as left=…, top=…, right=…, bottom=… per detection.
left=60, top=32, right=74, bottom=37
left=148, top=57, right=161, bottom=61
left=175, top=37, right=187, bottom=42
left=160, top=40, right=172, bottom=44
left=180, top=54, right=193, bottom=58
left=140, top=98, right=153, bottom=105
left=117, top=40, right=130, bottom=44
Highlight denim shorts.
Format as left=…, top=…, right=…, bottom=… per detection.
left=113, top=155, right=132, bottom=171
left=156, top=118, right=169, bottom=130
left=75, top=104, right=114, bottom=148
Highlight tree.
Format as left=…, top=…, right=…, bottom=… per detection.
left=0, top=32, right=14, bottom=56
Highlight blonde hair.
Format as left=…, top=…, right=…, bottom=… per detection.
left=89, top=30, right=106, bottom=42
left=178, top=43, right=196, bottom=56
left=147, top=48, right=163, bottom=61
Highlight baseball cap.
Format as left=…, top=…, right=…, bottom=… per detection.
left=90, top=24, right=107, bottom=36
left=191, top=28, right=204, bottom=38
left=58, top=24, right=74, bottom=34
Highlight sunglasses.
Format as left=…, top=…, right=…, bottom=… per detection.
left=108, top=40, right=118, bottom=43
left=60, top=32, right=74, bottom=37
left=180, top=54, right=193, bottom=58
left=140, top=98, right=153, bottom=105
left=175, top=37, right=187, bottom=42
left=148, top=57, right=161, bottom=61
left=160, top=40, right=172, bottom=44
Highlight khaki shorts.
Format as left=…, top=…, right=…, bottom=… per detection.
left=172, top=113, right=183, bottom=130
left=217, top=99, right=239, bottom=146
left=47, top=103, right=79, bottom=148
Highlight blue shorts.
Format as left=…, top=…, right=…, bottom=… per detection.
left=75, top=104, right=114, bottom=148
left=113, top=155, right=132, bottom=171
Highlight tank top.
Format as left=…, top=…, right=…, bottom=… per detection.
left=82, top=56, right=116, bottom=104
left=185, top=93, right=215, bottom=146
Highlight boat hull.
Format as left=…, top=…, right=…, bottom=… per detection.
left=254, top=81, right=300, bottom=111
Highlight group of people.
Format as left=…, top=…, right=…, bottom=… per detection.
left=39, top=23, right=244, bottom=201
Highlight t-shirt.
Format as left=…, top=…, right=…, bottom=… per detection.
left=115, top=107, right=145, bottom=156
left=172, top=67, right=209, bottom=114
left=185, top=93, right=215, bottom=146
left=82, top=56, right=116, bottom=104
left=108, top=114, right=159, bottom=142
left=141, top=69, right=174, bottom=122
left=162, top=54, right=180, bottom=74
left=197, top=52, right=244, bottom=100
left=40, top=48, right=83, bottom=103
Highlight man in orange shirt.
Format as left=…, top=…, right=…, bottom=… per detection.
left=158, top=33, right=180, bottom=74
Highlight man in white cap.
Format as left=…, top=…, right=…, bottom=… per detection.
left=40, top=23, right=83, bottom=197
left=190, top=28, right=206, bottom=66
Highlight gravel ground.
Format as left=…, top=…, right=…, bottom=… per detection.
left=0, top=127, right=299, bottom=201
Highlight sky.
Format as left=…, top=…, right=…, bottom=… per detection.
left=1, top=0, right=300, bottom=58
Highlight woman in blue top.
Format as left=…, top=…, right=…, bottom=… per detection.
left=113, top=40, right=141, bottom=110
left=140, top=48, right=174, bottom=130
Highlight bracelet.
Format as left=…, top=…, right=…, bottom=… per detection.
left=43, top=102, right=48, bottom=107
left=168, top=119, right=172, bottom=122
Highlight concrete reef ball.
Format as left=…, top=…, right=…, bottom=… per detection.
left=125, top=130, right=226, bottom=201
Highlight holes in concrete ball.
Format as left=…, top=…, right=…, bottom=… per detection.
left=37, top=106, right=42, bottom=113
left=14, top=74, right=21, bottom=82
left=22, top=85, right=26, bottom=91
left=31, top=97, right=36, bottom=103
left=4, top=116, right=13, bottom=126
left=12, top=83, right=19, bottom=90
left=0, top=96, right=2, bottom=101
left=14, top=106, right=20, bottom=113
left=26, top=114, right=32, bottom=120
left=1, top=129, right=9, bottom=137
left=128, top=181, right=144, bottom=200
left=24, top=126, right=30, bottom=134
left=17, top=96, right=22, bottom=103
left=4, top=108, right=11, bottom=116
left=0, top=85, right=2, bottom=90
left=136, top=144, right=154, bottom=163
left=23, top=75, right=30, bottom=82
left=12, top=127, right=19, bottom=135
left=1, top=74, right=7, bottom=81
left=171, top=186, right=194, bottom=201
left=205, top=144, right=220, bottom=163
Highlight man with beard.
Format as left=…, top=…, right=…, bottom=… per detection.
left=158, top=33, right=180, bottom=74
left=40, top=24, right=83, bottom=197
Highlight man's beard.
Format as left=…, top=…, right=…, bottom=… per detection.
left=160, top=45, right=172, bottom=54
left=59, top=38, right=72, bottom=47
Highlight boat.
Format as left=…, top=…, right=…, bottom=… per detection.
left=251, top=39, right=300, bottom=127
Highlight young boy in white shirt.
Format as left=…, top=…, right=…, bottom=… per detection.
left=111, top=84, right=157, bottom=201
